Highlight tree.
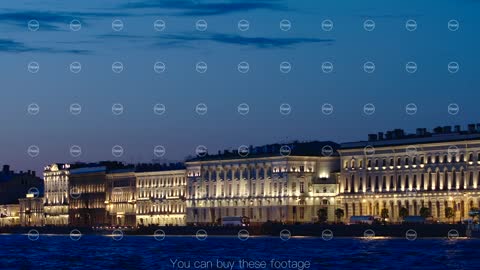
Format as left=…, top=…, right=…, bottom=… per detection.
left=334, top=208, right=345, bottom=223
left=317, top=208, right=328, bottom=223
left=380, top=208, right=389, bottom=224
left=399, top=207, right=409, bottom=220
left=419, top=207, right=431, bottom=218
left=445, top=207, right=455, bottom=223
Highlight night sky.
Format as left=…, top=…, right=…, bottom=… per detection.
left=0, top=0, right=478, bottom=176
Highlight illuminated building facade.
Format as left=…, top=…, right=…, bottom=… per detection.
left=0, top=204, right=20, bottom=226
left=338, top=125, right=480, bottom=223
left=106, top=170, right=136, bottom=227
left=136, top=169, right=187, bottom=226
left=43, top=163, right=70, bottom=226
left=185, top=142, right=340, bottom=225
left=19, top=193, right=44, bottom=226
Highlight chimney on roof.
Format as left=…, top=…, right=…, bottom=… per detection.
left=443, top=126, right=452, bottom=133
left=368, top=134, right=378, bottom=141
left=377, top=132, right=384, bottom=140
left=454, top=125, right=461, bottom=133
left=468, top=124, right=476, bottom=133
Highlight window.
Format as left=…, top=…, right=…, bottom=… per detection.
left=300, top=182, right=305, bottom=193
left=261, top=183, right=265, bottom=195
left=300, top=166, right=305, bottom=172
left=252, top=184, right=256, bottom=195
left=299, top=207, right=305, bottom=219
left=236, top=184, right=240, bottom=196
left=292, top=182, right=296, bottom=193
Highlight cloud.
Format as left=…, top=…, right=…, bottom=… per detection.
left=0, top=38, right=90, bottom=54
left=122, top=0, right=286, bottom=16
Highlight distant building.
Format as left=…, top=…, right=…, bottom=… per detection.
left=19, top=193, right=44, bottom=226
left=0, top=204, right=20, bottom=227
left=185, top=141, right=340, bottom=225
left=105, top=170, right=136, bottom=227
left=0, top=165, right=43, bottom=205
left=43, top=163, right=71, bottom=226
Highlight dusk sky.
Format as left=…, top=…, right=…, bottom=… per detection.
left=0, top=0, right=478, bottom=176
